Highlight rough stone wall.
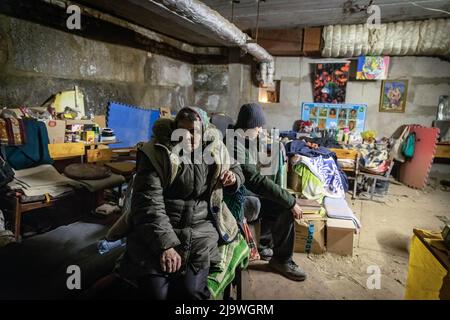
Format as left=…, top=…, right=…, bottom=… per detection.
left=0, top=15, right=194, bottom=115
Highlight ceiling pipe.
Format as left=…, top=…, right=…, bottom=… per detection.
left=143, top=0, right=275, bottom=87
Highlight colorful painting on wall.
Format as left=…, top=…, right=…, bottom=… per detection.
left=356, top=56, right=390, bottom=80
left=301, top=103, right=367, bottom=133
left=313, top=63, right=350, bottom=103
left=379, top=80, right=408, bottom=113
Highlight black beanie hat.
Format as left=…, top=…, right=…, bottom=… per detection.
left=235, top=103, right=266, bottom=129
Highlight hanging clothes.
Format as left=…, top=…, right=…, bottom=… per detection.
left=5, top=119, right=53, bottom=170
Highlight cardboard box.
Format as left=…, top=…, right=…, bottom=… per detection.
left=45, top=120, right=66, bottom=144
left=294, top=214, right=326, bottom=254
left=326, top=218, right=356, bottom=256
left=94, top=115, right=106, bottom=128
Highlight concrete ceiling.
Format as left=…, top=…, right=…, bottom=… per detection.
left=78, top=0, right=450, bottom=47
left=77, top=0, right=229, bottom=46
left=203, top=0, right=450, bottom=30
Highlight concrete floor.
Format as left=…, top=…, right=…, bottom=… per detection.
left=242, top=180, right=450, bottom=300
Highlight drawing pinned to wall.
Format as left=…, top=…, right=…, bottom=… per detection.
left=356, top=56, right=390, bottom=80
left=301, top=103, right=367, bottom=133
left=379, top=80, right=408, bottom=113
left=313, top=63, right=350, bottom=103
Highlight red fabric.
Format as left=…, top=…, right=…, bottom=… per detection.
left=242, top=221, right=260, bottom=261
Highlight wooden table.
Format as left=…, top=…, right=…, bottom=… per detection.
left=435, top=143, right=450, bottom=159
left=48, top=141, right=121, bottom=163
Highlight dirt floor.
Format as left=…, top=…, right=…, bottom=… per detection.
left=242, top=179, right=450, bottom=300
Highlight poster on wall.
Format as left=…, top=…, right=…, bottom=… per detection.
left=356, top=56, right=390, bottom=80
left=301, top=102, right=367, bottom=133
left=313, top=63, right=350, bottom=103
left=379, top=80, right=408, bottom=113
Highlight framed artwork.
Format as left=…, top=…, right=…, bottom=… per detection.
left=301, top=103, right=367, bottom=133
left=379, top=80, right=408, bottom=113
left=313, top=63, right=350, bottom=103
left=356, top=56, right=390, bottom=80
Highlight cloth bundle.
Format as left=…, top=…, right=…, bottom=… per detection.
left=351, top=142, right=389, bottom=171
left=298, top=155, right=346, bottom=199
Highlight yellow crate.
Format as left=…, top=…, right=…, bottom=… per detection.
left=48, top=142, right=85, bottom=160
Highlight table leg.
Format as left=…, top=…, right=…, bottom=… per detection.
left=14, top=197, right=22, bottom=242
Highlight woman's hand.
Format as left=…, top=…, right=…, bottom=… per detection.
left=160, top=248, right=182, bottom=273
left=220, top=170, right=237, bottom=187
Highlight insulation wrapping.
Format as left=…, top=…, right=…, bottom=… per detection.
left=147, top=0, right=274, bottom=86
left=322, top=19, right=450, bottom=59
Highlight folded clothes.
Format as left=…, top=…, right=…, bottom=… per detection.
left=8, top=165, right=82, bottom=197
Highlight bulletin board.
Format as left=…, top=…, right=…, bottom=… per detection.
left=301, top=103, right=367, bottom=133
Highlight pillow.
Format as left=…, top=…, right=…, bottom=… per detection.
left=64, top=163, right=111, bottom=180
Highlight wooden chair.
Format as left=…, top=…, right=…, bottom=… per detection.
left=329, top=148, right=360, bottom=199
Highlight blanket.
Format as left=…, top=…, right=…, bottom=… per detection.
left=299, top=156, right=346, bottom=199
left=351, top=142, right=389, bottom=170
left=293, top=163, right=325, bottom=203
left=207, top=234, right=249, bottom=299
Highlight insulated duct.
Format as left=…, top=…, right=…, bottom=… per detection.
left=144, top=0, right=275, bottom=86
left=322, top=19, right=450, bottom=59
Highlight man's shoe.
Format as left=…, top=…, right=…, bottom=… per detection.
left=259, top=248, right=273, bottom=261
left=268, top=259, right=307, bottom=281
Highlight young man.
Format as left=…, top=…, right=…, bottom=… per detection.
left=227, top=103, right=307, bottom=282
left=117, top=107, right=244, bottom=300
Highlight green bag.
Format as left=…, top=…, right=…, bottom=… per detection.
left=402, top=132, right=416, bottom=159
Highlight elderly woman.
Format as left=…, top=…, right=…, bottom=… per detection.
left=117, top=107, right=243, bottom=300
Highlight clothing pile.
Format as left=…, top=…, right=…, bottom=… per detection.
left=286, top=140, right=348, bottom=201
left=350, top=142, right=390, bottom=174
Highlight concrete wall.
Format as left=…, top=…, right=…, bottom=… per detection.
left=193, top=63, right=254, bottom=119
left=0, top=14, right=195, bottom=115
left=258, top=56, right=450, bottom=137
left=0, top=14, right=253, bottom=119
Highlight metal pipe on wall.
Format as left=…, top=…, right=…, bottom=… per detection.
left=145, top=0, right=275, bottom=87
